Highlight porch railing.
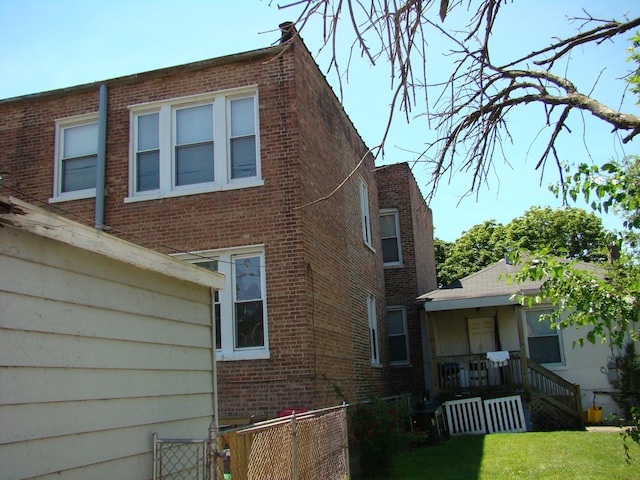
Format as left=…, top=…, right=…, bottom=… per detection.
left=436, top=351, right=525, bottom=395
left=435, top=351, right=582, bottom=423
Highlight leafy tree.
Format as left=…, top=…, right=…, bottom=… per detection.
left=436, top=206, right=608, bottom=285
left=512, top=157, right=640, bottom=347
left=505, top=206, right=608, bottom=262
left=433, top=238, right=453, bottom=281
left=437, top=220, right=507, bottom=285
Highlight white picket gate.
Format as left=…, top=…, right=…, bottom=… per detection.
left=444, top=397, right=486, bottom=435
left=483, top=395, right=527, bottom=433
left=443, top=395, right=527, bottom=436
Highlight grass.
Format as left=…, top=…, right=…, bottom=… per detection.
left=390, top=430, right=640, bottom=479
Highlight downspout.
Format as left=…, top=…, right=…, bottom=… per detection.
left=209, top=288, right=219, bottom=480
left=95, top=84, right=107, bottom=231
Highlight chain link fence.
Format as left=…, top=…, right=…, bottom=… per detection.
left=152, top=433, right=213, bottom=480
left=220, top=405, right=349, bottom=480
left=154, top=404, right=349, bottom=480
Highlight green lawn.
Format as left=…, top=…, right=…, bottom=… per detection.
left=390, top=430, right=640, bottom=479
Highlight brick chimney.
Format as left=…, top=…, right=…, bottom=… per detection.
left=279, top=21, right=296, bottom=43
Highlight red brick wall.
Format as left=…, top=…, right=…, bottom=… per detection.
left=375, top=163, right=437, bottom=397
left=293, top=39, right=389, bottom=404
left=0, top=40, right=391, bottom=417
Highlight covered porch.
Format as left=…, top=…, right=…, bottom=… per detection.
left=434, top=351, right=582, bottom=428
left=418, top=260, right=584, bottom=430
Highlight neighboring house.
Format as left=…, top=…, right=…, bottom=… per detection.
left=0, top=23, right=437, bottom=421
left=374, top=163, right=438, bottom=397
left=418, top=258, right=629, bottom=429
left=0, top=196, right=225, bottom=479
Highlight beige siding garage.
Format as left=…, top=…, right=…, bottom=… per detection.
left=0, top=197, right=224, bottom=480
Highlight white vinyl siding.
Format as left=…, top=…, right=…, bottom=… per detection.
left=0, top=223, right=219, bottom=480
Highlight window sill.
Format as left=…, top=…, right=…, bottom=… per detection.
left=541, top=363, right=567, bottom=371
left=124, top=179, right=264, bottom=203
left=391, top=362, right=412, bottom=368
left=383, top=263, right=404, bottom=269
left=49, top=189, right=96, bottom=203
left=217, top=350, right=270, bottom=362
left=371, top=362, right=383, bottom=368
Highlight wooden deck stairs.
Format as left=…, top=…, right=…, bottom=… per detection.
left=435, top=351, right=583, bottom=431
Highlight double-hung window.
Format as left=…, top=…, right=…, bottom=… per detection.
left=175, top=246, right=269, bottom=361
left=175, top=104, right=214, bottom=186
left=387, top=306, right=409, bottom=365
left=368, top=295, right=380, bottom=365
left=360, top=179, right=373, bottom=248
left=525, top=308, right=563, bottom=365
left=380, top=209, right=402, bottom=266
left=51, top=113, right=99, bottom=201
left=128, top=88, right=261, bottom=201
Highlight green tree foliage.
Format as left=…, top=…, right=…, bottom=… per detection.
left=436, top=206, right=608, bottom=286
left=433, top=238, right=453, bottom=279
left=512, top=156, right=640, bottom=348
left=506, top=206, right=608, bottom=262
left=437, top=220, right=507, bottom=286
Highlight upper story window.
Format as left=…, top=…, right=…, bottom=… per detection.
left=380, top=209, right=402, bottom=266
left=387, top=306, right=410, bottom=365
left=51, top=113, right=98, bottom=202
left=174, top=246, right=269, bottom=361
left=359, top=178, right=373, bottom=248
left=525, top=308, right=564, bottom=366
left=127, top=88, right=261, bottom=202
left=368, top=295, right=380, bottom=365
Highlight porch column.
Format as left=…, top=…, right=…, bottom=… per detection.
left=516, top=307, right=531, bottom=393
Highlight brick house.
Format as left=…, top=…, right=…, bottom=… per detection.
left=375, top=163, right=438, bottom=398
left=0, top=24, right=436, bottom=420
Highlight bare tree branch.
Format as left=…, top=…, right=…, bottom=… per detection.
left=278, top=1, right=640, bottom=198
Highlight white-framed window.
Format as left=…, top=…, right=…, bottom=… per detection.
left=380, top=209, right=402, bottom=266
left=368, top=295, right=380, bottom=365
left=360, top=178, right=373, bottom=248
left=51, top=113, right=99, bottom=202
left=173, top=246, right=269, bottom=361
left=524, top=308, right=564, bottom=366
left=127, top=88, right=261, bottom=202
left=387, top=306, right=409, bottom=365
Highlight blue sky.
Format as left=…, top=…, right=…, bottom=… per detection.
left=1, top=0, right=638, bottom=241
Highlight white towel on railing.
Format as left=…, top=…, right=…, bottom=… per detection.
left=486, top=351, right=510, bottom=366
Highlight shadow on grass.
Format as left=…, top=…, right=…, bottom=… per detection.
left=391, top=435, right=485, bottom=479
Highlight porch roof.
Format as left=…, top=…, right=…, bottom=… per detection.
left=418, top=259, right=544, bottom=312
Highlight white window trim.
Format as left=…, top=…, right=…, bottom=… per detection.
left=50, top=112, right=99, bottom=203
left=368, top=295, right=380, bottom=366
left=387, top=306, right=410, bottom=366
left=172, top=245, right=269, bottom=361
left=359, top=178, right=374, bottom=250
left=380, top=209, right=403, bottom=267
left=523, top=306, right=565, bottom=367
left=126, top=87, right=263, bottom=203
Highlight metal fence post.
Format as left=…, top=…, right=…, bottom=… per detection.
left=209, top=421, right=218, bottom=480
left=291, top=413, right=298, bottom=480
left=342, top=404, right=350, bottom=480
left=152, top=433, right=158, bottom=480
